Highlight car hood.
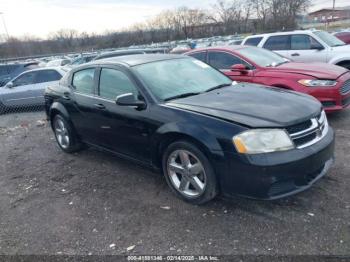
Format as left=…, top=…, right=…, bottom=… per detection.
left=166, top=83, right=321, bottom=128
left=267, top=62, right=348, bottom=79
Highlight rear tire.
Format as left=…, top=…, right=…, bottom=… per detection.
left=162, top=140, right=218, bottom=205
left=52, top=114, right=83, bottom=153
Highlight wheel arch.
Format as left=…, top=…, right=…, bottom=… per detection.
left=335, top=60, right=350, bottom=69
left=49, top=102, right=73, bottom=130
left=271, top=84, right=293, bottom=90
left=151, top=122, right=224, bottom=170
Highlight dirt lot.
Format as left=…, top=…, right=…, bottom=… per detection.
left=0, top=109, right=349, bottom=256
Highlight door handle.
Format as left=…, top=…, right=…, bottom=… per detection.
left=94, top=103, right=106, bottom=110
left=63, top=92, right=70, bottom=100
left=291, top=53, right=300, bottom=56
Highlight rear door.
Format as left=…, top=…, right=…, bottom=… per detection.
left=2, top=71, right=38, bottom=107
left=67, top=67, right=101, bottom=143
left=289, top=34, right=327, bottom=63
left=207, top=51, right=254, bottom=82
left=262, top=35, right=291, bottom=59
left=93, top=67, right=151, bottom=162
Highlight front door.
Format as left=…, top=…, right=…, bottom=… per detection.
left=288, top=34, right=327, bottom=63
left=2, top=71, right=38, bottom=107
left=92, top=67, right=151, bottom=162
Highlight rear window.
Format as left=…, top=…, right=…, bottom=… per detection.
left=72, top=68, right=95, bottom=94
left=263, top=35, right=291, bottom=50
left=244, top=37, right=263, bottom=46
left=0, top=65, right=20, bottom=76
left=36, top=70, right=62, bottom=83
left=188, top=52, right=207, bottom=62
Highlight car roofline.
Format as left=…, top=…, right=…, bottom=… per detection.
left=88, top=54, right=189, bottom=67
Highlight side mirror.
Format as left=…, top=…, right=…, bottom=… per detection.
left=5, top=82, right=14, bottom=88
left=115, top=93, right=146, bottom=110
left=231, top=64, right=248, bottom=72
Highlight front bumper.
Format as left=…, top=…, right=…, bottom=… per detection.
left=306, top=73, right=350, bottom=113
left=219, top=127, right=335, bottom=200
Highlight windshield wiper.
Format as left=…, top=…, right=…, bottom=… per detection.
left=275, top=61, right=289, bottom=66
left=164, top=92, right=201, bottom=101
left=205, top=83, right=232, bottom=93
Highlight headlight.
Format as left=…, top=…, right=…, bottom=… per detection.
left=233, top=129, right=294, bottom=154
left=298, top=79, right=337, bottom=87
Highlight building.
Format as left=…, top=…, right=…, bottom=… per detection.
left=308, top=6, right=350, bottom=23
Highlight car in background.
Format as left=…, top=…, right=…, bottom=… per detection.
left=0, top=67, right=66, bottom=113
left=93, top=48, right=169, bottom=61
left=186, top=46, right=350, bottom=112
left=46, top=58, right=71, bottom=67
left=170, top=44, right=192, bottom=54
left=333, top=31, right=350, bottom=44
left=229, top=39, right=243, bottom=45
left=241, top=30, right=350, bottom=69
left=0, top=62, right=39, bottom=87
left=44, top=54, right=334, bottom=204
left=69, top=54, right=97, bottom=66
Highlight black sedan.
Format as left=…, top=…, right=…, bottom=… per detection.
left=44, top=55, right=335, bottom=204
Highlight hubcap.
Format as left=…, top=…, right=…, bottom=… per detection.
left=167, top=150, right=206, bottom=198
left=54, top=118, right=70, bottom=149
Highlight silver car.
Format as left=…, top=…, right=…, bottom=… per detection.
left=0, top=67, right=67, bottom=113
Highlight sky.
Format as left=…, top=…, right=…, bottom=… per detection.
left=0, top=0, right=349, bottom=39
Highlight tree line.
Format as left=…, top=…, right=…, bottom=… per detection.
left=0, top=0, right=310, bottom=59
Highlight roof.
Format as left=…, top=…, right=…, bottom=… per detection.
left=309, top=6, right=350, bottom=15
left=92, top=54, right=187, bottom=67
left=94, top=48, right=170, bottom=60
left=243, top=30, right=321, bottom=39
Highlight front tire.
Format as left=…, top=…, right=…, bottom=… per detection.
left=52, top=114, right=82, bottom=153
left=337, top=61, right=350, bottom=70
left=162, top=141, right=218, bottom=204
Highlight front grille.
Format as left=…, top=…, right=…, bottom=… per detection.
left=293, top=132, right=317, bottom=147
left=286, top=111, right=328, bottom=149
left=340, top=79, right=350, bottom=95
left=342, top=96, right=350, bottom=107
left=286, top=120, right=312, bottom=134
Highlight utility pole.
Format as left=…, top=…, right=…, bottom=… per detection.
left=0, top=12, right=10, bottom=41
left=332, top=0, right=336, bottom=23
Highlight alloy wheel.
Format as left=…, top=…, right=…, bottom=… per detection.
left=54, top=118, right=70, bottom=149
left=166, top=149, right=207, bottom=198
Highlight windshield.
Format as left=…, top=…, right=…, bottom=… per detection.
left=314, top=31, right=345, bottom=47
left=238, top=46, right=288, bottom=67
left=134, top=58, right=232, bottom=101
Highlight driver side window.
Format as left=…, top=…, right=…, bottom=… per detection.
left=99, top=68, right=137, bottom=100
left=291, top=34, right=323, bottom=50
left=13, top=72, right=37, bottom=87
left=208, top=52, right=248, bottom=70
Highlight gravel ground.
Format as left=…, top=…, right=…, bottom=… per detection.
left=0, top=109, right=349, bottom=257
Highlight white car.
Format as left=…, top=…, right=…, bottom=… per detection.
left=241, top=30, right=350, bottom=69
left=0, top=67, right=67, bottom=113
left=46, top=58, right=71, bottom=67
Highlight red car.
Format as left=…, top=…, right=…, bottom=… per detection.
left=334, top=31, right=350, bottom=44
left=185, top=46, right=350, bottom=113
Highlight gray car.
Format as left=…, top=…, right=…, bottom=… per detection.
left=0, top=67, right=67, bottom=113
